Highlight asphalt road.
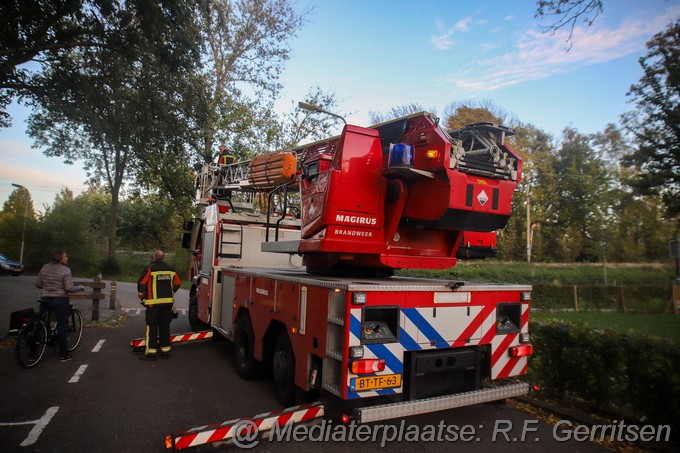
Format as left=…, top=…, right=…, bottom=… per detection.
left=0, top=274, right=609, bottom=452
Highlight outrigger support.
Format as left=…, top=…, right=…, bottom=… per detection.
left=129, top=330, right=213, bottom=352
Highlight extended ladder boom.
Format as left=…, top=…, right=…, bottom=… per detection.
left=197, top=151, right=299, bottom=207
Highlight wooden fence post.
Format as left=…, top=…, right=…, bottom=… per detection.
left=620, top=286, right=627, bottom=312
left=574, top=285, right=579, bottom=312
left=110, top=281, right=117, bottom=310
left=92, top=274, right=102, bottom=321
left=72, top=276, right=106, bottom=322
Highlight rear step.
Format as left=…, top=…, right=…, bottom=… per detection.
left=354, top=382, right=529, bottom=423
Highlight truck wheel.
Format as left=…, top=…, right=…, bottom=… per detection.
left=234, top=316, right=259, bottom=379
left=272, top=330, right=296, bottom=407
left=188, top=295, right=208, bottom=331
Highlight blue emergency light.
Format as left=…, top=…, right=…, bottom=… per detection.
left=388, top=143, right=415, bottom=168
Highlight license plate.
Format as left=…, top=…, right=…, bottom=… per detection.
left=350, top=374, right=402, bottom=392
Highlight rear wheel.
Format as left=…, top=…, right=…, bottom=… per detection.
left=272, top=330, right=296, bottom=406
left=16, top=320, right=47, bottom=368
left=234, top=316, right=259, bottom=379
left=188, top=295, right=209, bottom=331
left=66, top=309, right=83, bottom=351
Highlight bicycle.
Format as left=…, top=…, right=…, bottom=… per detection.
left=15, top=299, right=83, bottom=368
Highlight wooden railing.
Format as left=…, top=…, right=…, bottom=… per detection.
left=71, top=275, right=107, bottom=321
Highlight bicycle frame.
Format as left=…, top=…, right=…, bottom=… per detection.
left=15, top=300, right=83, bottom=368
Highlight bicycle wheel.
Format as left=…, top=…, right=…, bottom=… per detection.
left=16, top=320, right=48, bottom=368
left=66, top=309, right=83, bottom=351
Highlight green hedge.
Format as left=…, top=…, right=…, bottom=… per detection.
left=528, top=320, right=680, bottom=429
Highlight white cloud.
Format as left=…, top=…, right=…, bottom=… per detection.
left=442, top=5, right=680, bottom=93
left=430, top=17, right=473, bottom=50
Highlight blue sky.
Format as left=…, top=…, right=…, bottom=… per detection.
left=2, top=0, right=679, bottom=210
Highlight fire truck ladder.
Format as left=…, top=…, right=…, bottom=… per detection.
left=197, top=162, right=252, bottom=205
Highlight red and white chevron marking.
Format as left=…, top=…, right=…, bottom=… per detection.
left=491, top=303, right=530, bottom=379
left=170, top=402, right=324, bottom=450
left=129, top=330, right=213, bottom=349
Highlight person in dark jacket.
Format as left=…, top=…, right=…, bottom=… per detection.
left=36, top=250, right=85, bottom=362
left=217, top=144, right=236, bottom=165
left=137, top=250, right=181, bottom=360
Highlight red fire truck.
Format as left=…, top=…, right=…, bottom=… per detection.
left=175, top=112, right=532, bottom=447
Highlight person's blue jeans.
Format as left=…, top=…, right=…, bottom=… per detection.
left=41, top=297, right=70, bottom=357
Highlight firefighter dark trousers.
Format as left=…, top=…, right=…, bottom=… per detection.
left=145, top=305, right=173, bottom=356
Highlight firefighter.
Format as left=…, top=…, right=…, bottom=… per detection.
left=217, top=144, right=236, bottom=165
left=137, top=250, right=181, bottom=360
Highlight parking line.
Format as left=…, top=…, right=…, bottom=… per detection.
left=92, top=339, right=106, bottom=352
left=68, top=365, right=88, bottom=383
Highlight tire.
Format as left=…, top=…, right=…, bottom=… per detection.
left=234, top=316, right=259, bottom=379
left=188, top=295, right=209, bottom=331
left=16, top=320, right=48, bottom=368
left=66, top=309, right=83, bottom=351
left=272, top=330, right=297, bottom=407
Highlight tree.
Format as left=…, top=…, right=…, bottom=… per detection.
left=534, top=0, right=604, bottom=49
left=0, top=0, right=115, bottom=127
left=193, top=0, right=308, bottom=163
left=443, top=100, right=514, bottom=130
left=622, top=20, right=680, bottom=223
left=117, top=192, right=187, bottom=251
left=274, top=86, right=344, bottom=148
left=549, top=127, right=611, bottom=261
left=31, top=188, right=99, bottom=274
left=368, top=103, right=427, bottom=125
left=26, top=1, right=201, bottom=263
left=500, top=123, right=557, bottom=262
left=0, top=187, right=36, bottom=263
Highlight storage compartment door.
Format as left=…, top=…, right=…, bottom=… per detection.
left=219, top=276, right=236, bottom=333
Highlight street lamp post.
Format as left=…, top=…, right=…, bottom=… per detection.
left=11, top=183, right=28, bottom=264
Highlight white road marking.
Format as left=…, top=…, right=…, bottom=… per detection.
left=91, top=339, right=106, bottom=352
left=0, top=406, right=60, bottom=446
left=68, top=365, right=88, bottom=383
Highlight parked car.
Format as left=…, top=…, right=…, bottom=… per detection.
left=0, top=254, right=23, bottom=276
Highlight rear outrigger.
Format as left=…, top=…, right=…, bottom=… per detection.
left=167, top=111, right=533, bottom=449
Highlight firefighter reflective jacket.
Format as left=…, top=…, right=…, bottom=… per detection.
left=137, top=261, right=181, bottom=306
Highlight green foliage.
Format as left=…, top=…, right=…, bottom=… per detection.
left=0, top=184, right=190, bottom=279
left=0, top=0, right=111, bottom=127
left=25, top=1, right=201, bottom=262
left=0, top=187, right=36, bottom=262
left=106, top=250, right=191, bottom=285
left=31, top=188, right=100, bottom=275
left=192, top=0, right=309, bottom=162
left=529, top=320, right=680, bottom=429
left=117, top=192, right=187, bottom=252
left=623, top=20, right=680, bottom=220
left=437, top=99, right=678, bottom=263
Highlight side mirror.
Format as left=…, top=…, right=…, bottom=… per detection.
left=181, top=232, right=192, bottom=249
